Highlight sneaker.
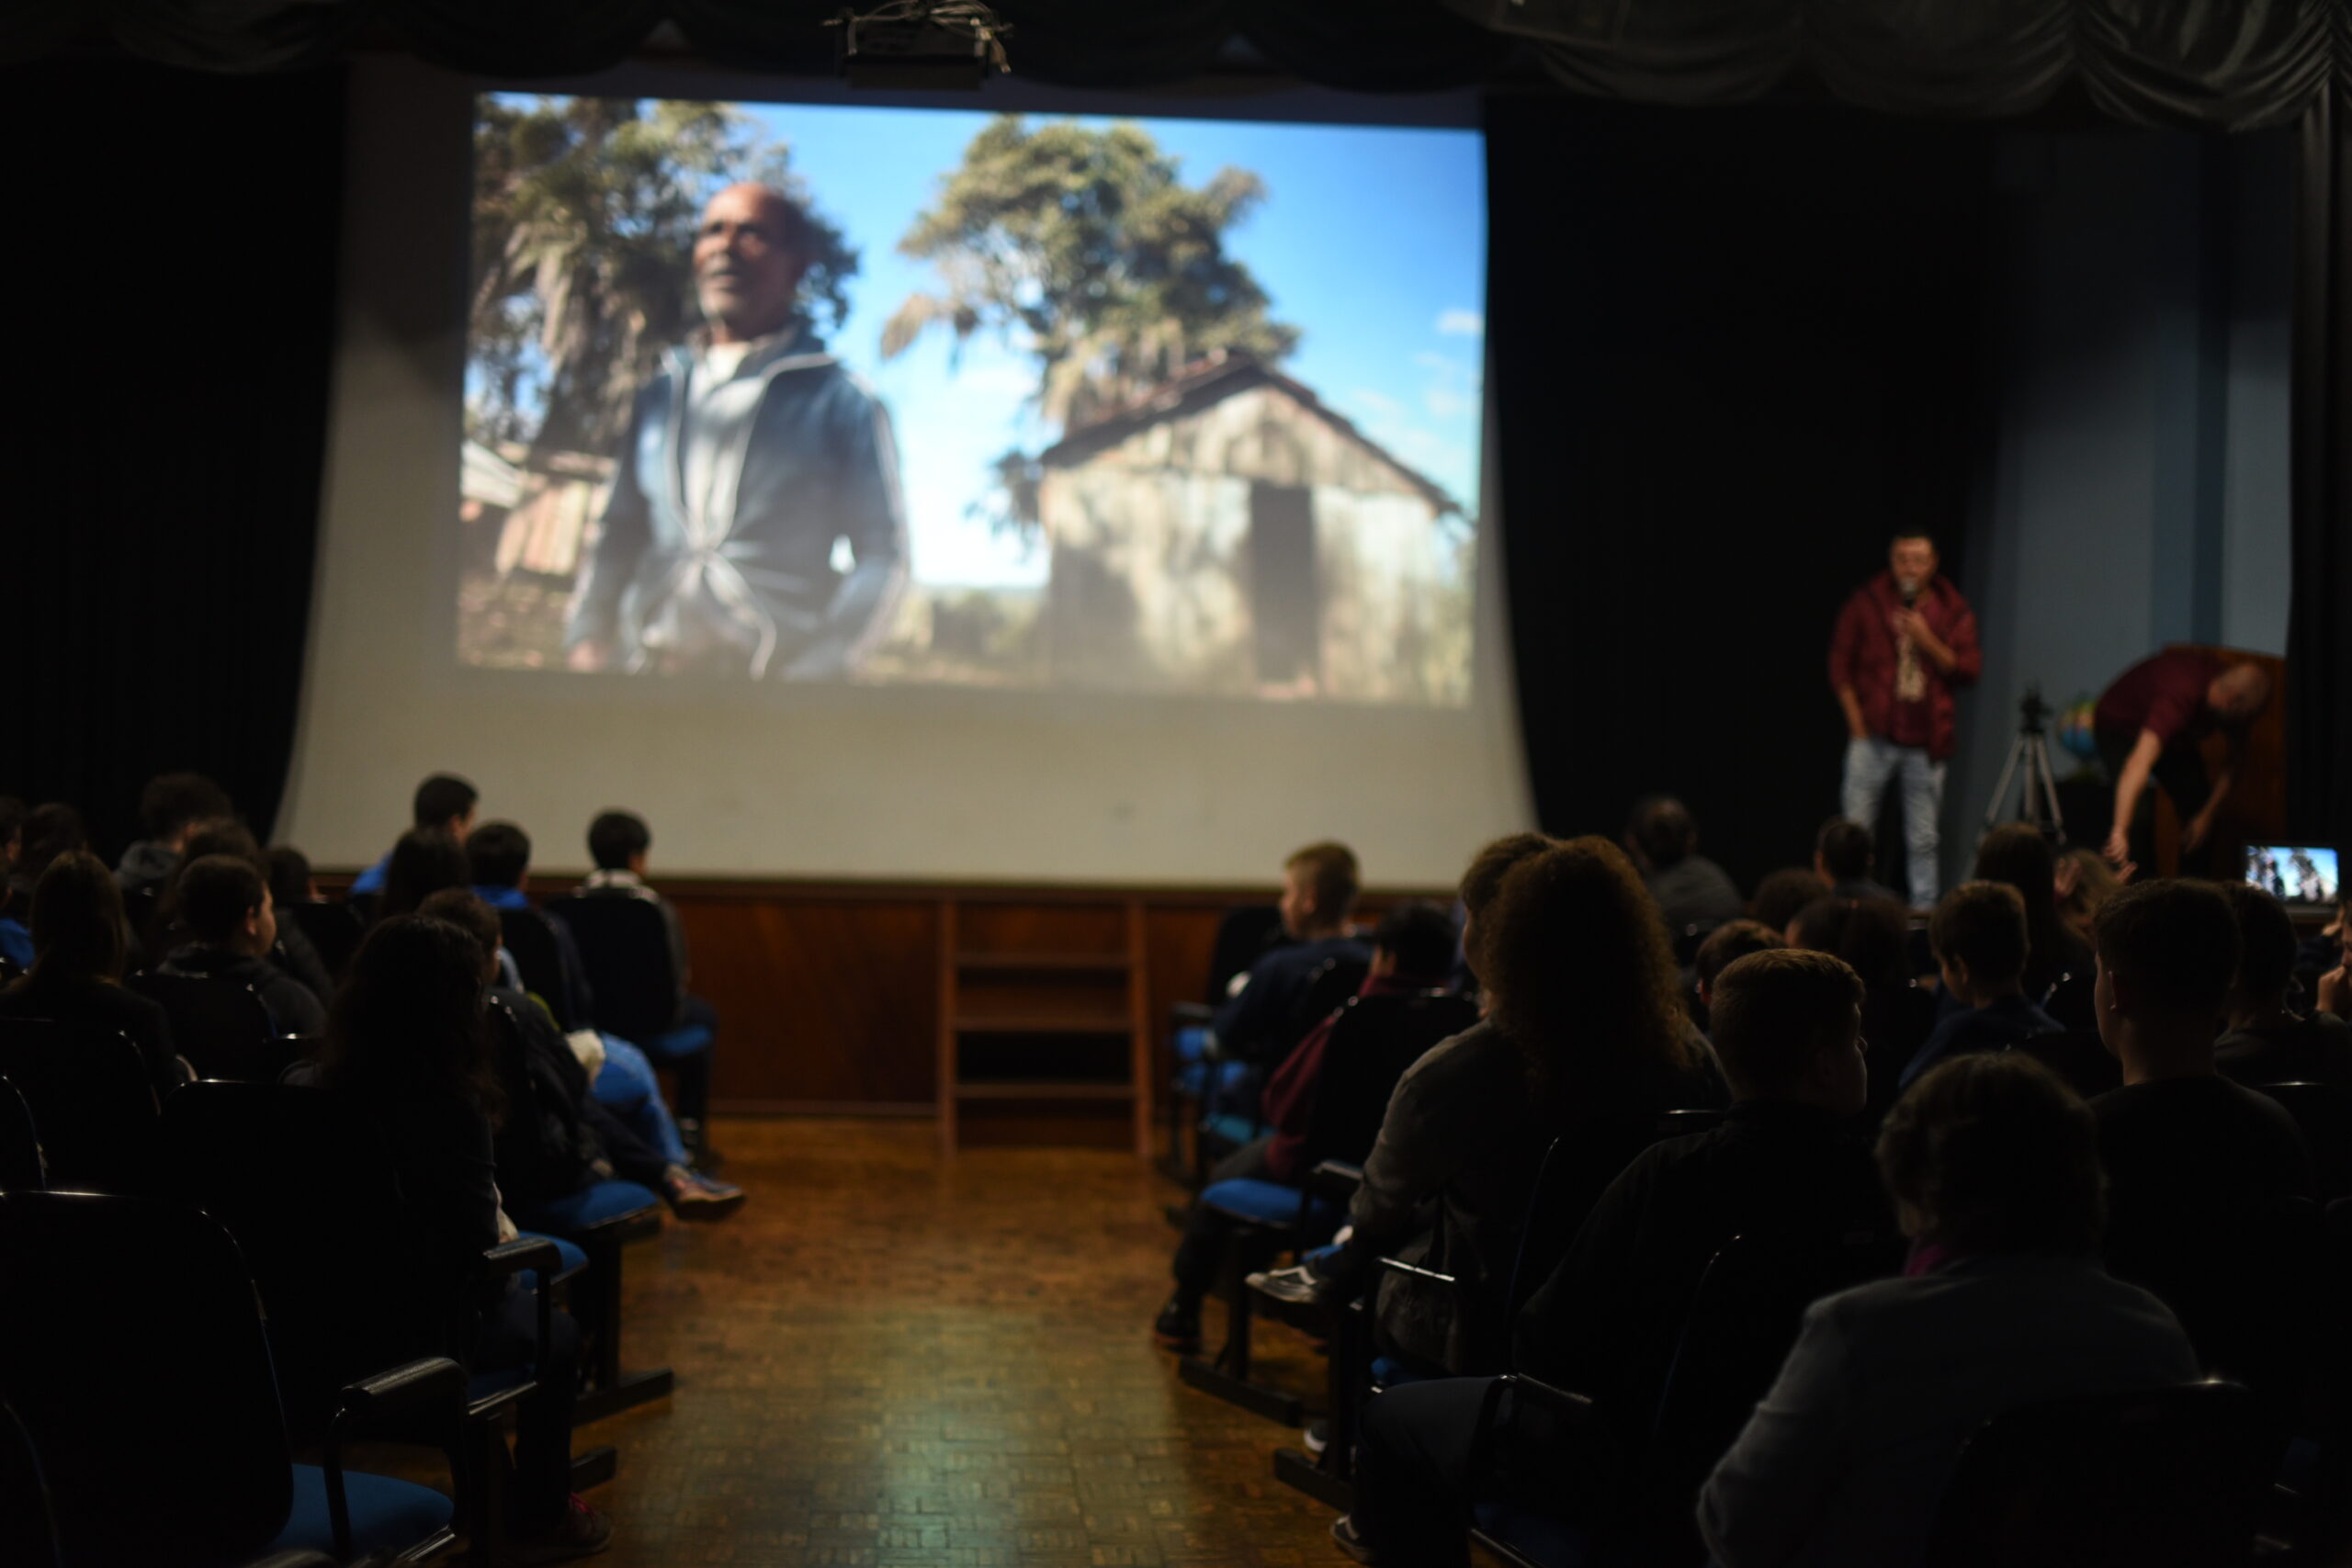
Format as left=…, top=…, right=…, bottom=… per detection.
left=1247, top=1263, right=1325, bottom=1306
left=505, top=1495, right=613, bottom=1563
left=662, top=1166, right=746, bottom=1221
left=1151, top=1294, right=1202, bottom=1353
left=1329, top=1515, right=1381, bottom=1565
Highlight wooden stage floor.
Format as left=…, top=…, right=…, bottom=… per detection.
left=553, top=1117, right=1337, bottom=1566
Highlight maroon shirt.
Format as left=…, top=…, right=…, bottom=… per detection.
left=2095, top=650, right=2222, bottom=749
left=1827, top=572, right=1982, bottom=761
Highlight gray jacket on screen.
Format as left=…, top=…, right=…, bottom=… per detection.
left=568, top=321, right=908, bottom=679
left=1697, top=1252, right=2199, bottom=1568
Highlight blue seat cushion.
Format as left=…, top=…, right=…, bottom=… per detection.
left=639, top=1022, right=713, bottom=1061
left=1172, top=1025, right=1212, bottom=1064
left=1173, top=1059, right=1255, bottom=1099
left=273, top=1463, right=453, bottom=1558
left=1199, top=1178, right=1307, bottom=1225
left=516, top=1179, right=662, bottom=1234
left=1471, top=1501, right=1591, bottom=1568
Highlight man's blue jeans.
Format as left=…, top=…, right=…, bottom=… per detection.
left=592, top=1035, right=690, bottom=1167
left=1841, top=735, right=1944, bottom=906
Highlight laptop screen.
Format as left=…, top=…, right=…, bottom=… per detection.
left=2244, top=845, right=2341, bottom=908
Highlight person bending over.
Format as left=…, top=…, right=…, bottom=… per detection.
left=1697, top=1053, right=2197, bottom=1568
left=1900, top=882, right=2059, bottom=1091
left=1332, top=948, right=1889, bottom=1568
left=2095, top=652, right=2271, bottom=872
left=158, top=854, right=326, bottom=1036
left=2216, top=882, right=2352, bottom=1087
left=0, top=851, right=183, bottom=1096
left=1151, top=899, right=1465, bottom=1353
left=1254, top=837, right=1725, bottom=1376
left=351, top=773, right=480, bottom=898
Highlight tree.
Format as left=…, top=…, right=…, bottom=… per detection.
left=884, top=117, right=1299, bottom=444
left=469, top=96, right=858, bottom=459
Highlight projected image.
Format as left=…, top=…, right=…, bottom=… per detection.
left=460, top=95, right=1484, bottom=703
left=2245, top=845, right=2340, bottom=906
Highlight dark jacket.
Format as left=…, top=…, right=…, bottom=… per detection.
left=567, top=323, right=909, bottom=677
left=0, top=972, right=185, bottom=1098
left=1899, top=992, right=2062, bottom=1089
left=1211, top=933, right=1374, bottom=1068
left=485, top=988, right=605, bottom=1217
left=113, top=840, right=181, bottom=897
left=2216, top=1014, right=2352, bottom=1088
left=1644, top=856, right=1745, bottom=939
left=1331, top=1019, right=1728, bottom=1373
left=1827, top=571, right=1982, bottom=761
left=1515, top=1100, right=1893, bottom=1439
left=158, top=944, right=328, bottom=1038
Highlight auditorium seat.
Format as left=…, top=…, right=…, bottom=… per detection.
left=498, top=903, right=583, bottom=1031
left=130, top=970, right=288, bottom=1082
left=545, top=892, right=711, bottom=1139
left=1923, top=1381, right=2266, bottom=1567
left=0, top=1190, right=462, bottom=1566
left=0, top=1020, right=158, bottom=1193
left=0, top=1076, right=42, bottom=1191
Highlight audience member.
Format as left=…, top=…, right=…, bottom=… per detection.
left=1204, top=840, right=1372, bottom=1067
left=351, top=773, right=479, bottom=897
left=1789, top=893, right=1928, bottom=1114
left=0, top=851, right=183, bottom=1095
left=112, top=771, right=233, bottom=897
left=1814, top=818, right=1897, bottom=903
left=173, top=818, right=334, bottom=1008
left=2054, top=844, right=2127, bottom=944
left=1255, top=837, right=1726, bottom=1375
left=2217, top=882, right=2351, bottom=1086
left=420, top=889, right=741, bottom=1220
left=2295, top=884, right=2352, bottom=1012
left=377, top=827, right=472, bottom=922
left=1696, top=1054, right=2198, bottom=1568
left=1692, top=919, right=1783, bottom=1019
left=1971, top=822, right=2096, bottom=1026
left=1750, top=866, right=1828, bottom=940
left=1151, top=899, right=1463, bottom=1353
left=157, top=854, right=328, bottom=1036
left=1899, top=882, right=2060, bottom=1090
left=264, top=845, right=315, bottom=910
left=469, top=820, right=594, bottom=1021
left=307, top=915, right=611, bottom=1559
left=1623, top=795, right=1744, bottom=939
left=1335, top=949, right=1887, bottom=1567
left=11, top=804, right=88, bottom=905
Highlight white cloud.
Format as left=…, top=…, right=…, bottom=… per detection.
left=1435, top=309, right=1485, bottom=338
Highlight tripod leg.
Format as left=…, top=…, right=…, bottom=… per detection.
left=2033, top=737, right=2067, bottom=840
left=1984, top=739, right=2027, bottom=834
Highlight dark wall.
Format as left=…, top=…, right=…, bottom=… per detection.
left=1487, top=95, right=1992, bottom=889
left=0, top=62, right=345, bottom=858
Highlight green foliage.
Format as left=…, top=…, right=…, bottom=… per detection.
left=469, top=96, right=858, bottom=457
left=886, top=116, right=1299, bottom=446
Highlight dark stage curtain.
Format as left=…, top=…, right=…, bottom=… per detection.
left=1486, top=95, right=1990, bottom=884
left=0, top=62, right=344, bottom=856
left=2291, top=85, right=2352, bottom=846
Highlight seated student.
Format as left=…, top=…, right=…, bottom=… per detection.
left=1256, top=838, right=1726, bottom=1376
left=157, top=854, right=328, bottom=1037
left=0, top=850, right=184, bottom=1096
left=1623, top=796, right=1744, bottom=939
left=1791, top=893, right=1930, bottom=1117
left=350, top=773, right=479, bottom=898
left=1696, top=1054, right=2199, bottom=1568
left=112, top=771, right=233, bottom=898
left=1973, top=823, right=2097, bottom=1026
left=9, top=804, right=87, bottom=907
left=377, top=827, right=472, bottom=922
left=306, top=914, right=612, bottom=1561
left=2217, top=882, right=2352, bottom=1086
left=468, top=820, right=594, bottom=1022
left=1750, top=866, right=1829, bottom=942
left=1899, top=882, right=2060, bottom=1091
left=2088, top=879, right=2314, bottom=1362
left=419, top=889, right=742, bottom=1220
left=264, top=845, right=316, bottom=911
left=1333, top=949, right=1890, bottom=1568
left=1690, top=919, right=1783, bottom=1032
left=2055, top=844, right=2128, bottom=945
left=1815, top=818, right=1898, bottom=904
left=170, top=818, right=334, bottom=1010
left=1204, top=841, right=1373, bottom=1068
left=1152, top=900, right=1464, bottom=1352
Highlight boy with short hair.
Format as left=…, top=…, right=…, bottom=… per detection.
left=1899, top=881, right=2061, bottom=1090
left=161, top=853, right=327, bottom=1035
left=2217, top=882, right=2352, bottom=1086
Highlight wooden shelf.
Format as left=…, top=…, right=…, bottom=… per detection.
left=952, top=1081, right=1136, bottom=1100
left=951, top=1015, right=1133, bottom=1034
left=953, top=953, right=1132, bottom=973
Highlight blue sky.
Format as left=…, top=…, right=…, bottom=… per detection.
left=487, top=96, right=1486, bottom=588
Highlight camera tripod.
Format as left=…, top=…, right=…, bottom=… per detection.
left=1981, top=687, right=2066, bottom=840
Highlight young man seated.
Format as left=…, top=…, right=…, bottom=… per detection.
left=1690, top=919, right=1783, bottom=1031
left=174, top=818, right=334, bottom=1009
left=1624, top=795, right=1745, bottom=938
left=575, top=810, right=720, bottom=1157
left=419, top=889, right=741, bottom=1219
left=1899, top=881, right=2061, bottom=1091
left=1206, top=840, right=1373, bottom=1069
left=112, top=771, right=233, bottom=898
left=1815, top=818, right=1898, bottom=904
left=1151, top=901, right=1464, bottom=1353
left=1332, top=948, right=1890, bottom=1567
left=2217, top=882, right=2352, bottom=1086
left=467, top=819, right=593, bottom=1021
left=159, top=854, right=328, bottom=1036
left=2089, top=878, right=2313, bottom=1371
left=350, top=773, right=478, bottom=897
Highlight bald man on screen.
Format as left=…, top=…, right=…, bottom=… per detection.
left=567, top=183, right=908, bottom=681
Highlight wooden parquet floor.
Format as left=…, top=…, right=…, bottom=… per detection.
left=560, top=1118, right=1339, bottom=1566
